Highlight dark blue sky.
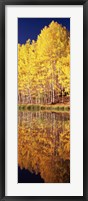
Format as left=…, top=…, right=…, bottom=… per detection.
left=18, top=18, right=70, bottom=44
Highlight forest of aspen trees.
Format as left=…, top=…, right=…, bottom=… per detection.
left=18, top=21, right=70, bottom=105
left=18, top=19, right=70, bottom=183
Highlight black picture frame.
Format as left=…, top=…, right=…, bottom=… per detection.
left=0, top=0, right=88, bottom=200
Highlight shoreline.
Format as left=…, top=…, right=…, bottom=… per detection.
left=18, top=104, right=70, bottom=112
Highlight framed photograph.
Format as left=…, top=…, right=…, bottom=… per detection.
left=0, top=0, right=88, bottom=200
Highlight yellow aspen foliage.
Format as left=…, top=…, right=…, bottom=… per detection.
left=18, top=21, right=70, bottom=104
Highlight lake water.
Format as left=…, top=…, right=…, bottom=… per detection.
left=18, top=110, right=70, bottom=183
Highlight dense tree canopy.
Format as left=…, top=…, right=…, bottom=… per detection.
left=18, top=21, right=70, bottom=104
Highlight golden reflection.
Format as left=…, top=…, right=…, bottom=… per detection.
left=18, top=111, right=70, bottom=183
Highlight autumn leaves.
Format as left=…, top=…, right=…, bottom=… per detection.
left=18, top=21, right=70, bottom=105
left=18, top=20, right=70, bottom=183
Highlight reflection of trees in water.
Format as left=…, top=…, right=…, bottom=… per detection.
left=18, top=111, right=70, bottom=183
